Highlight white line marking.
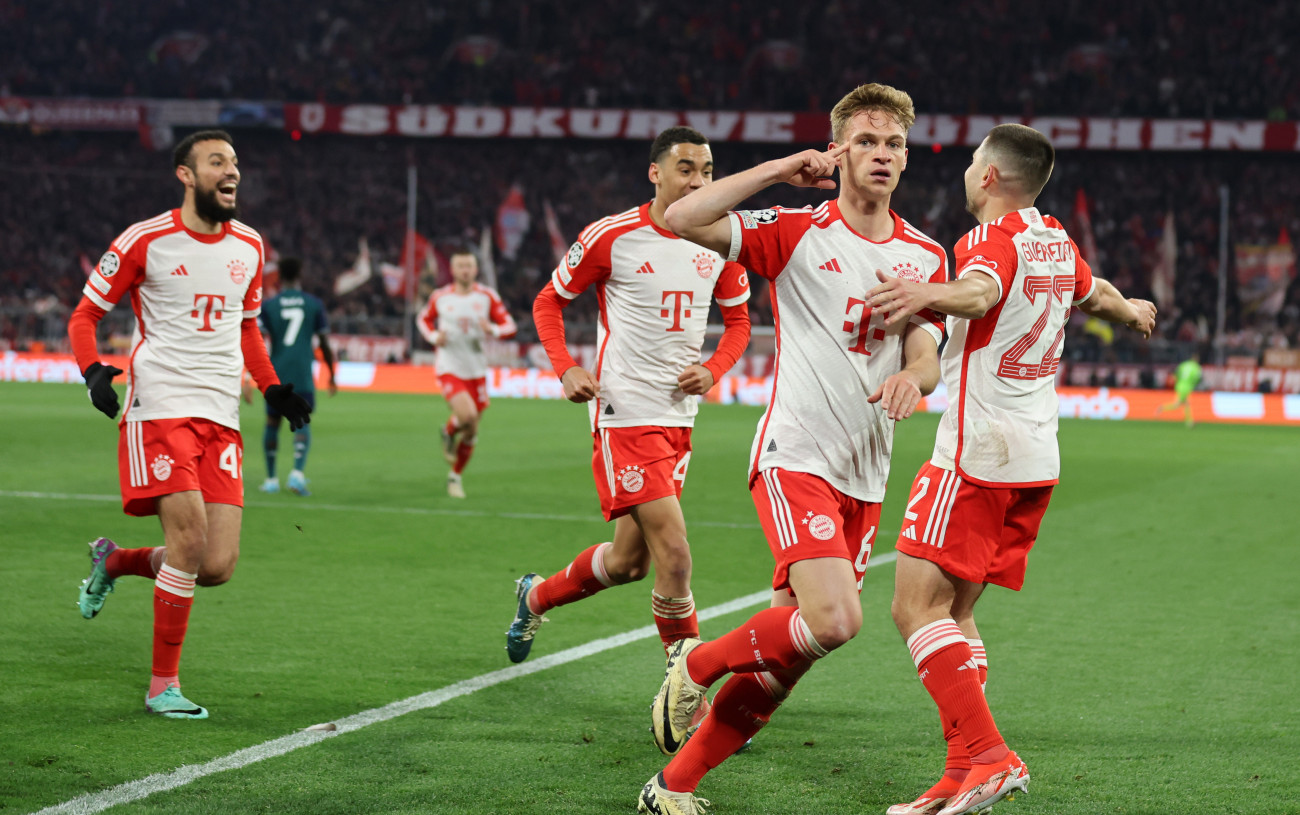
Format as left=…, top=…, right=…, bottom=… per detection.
left=29, top=553, right=897, bottom=815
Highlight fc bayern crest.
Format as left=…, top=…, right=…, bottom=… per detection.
left=98, top=250, right=121, bottom=277
left=802, top=511, right=837, bottom=541
left=228, top=259, right=248, bottom=284
left=618, top=465, right=646, bottom=493
left=892, top=261, right=925, bottom=283
left=566, top=241, right=585, bottom=269
left=151, top=454, right=175, bottom=482
left=692, top=252, right=716, bottom=279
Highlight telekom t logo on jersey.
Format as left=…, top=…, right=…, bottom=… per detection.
left=660, top=290, right=694, bottom=332
left=843, top=298, right=886, bottom=356
left=191, top=293, right=226, bottom=332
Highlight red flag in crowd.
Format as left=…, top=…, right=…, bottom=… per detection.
left=385, top=229, right=431, bottom=298
left=495, top=185, right=531, bottom=261
left=542, top=199, right=567, bottom=266
left=1235, top=227, right=1295, bottom=317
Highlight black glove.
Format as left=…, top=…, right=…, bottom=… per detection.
left=83, top=362, right=124, bottom=419
left=264, top=383, right=312, bottom=430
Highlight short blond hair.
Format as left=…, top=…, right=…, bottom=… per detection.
left=830, top=83, right=916, bottom=143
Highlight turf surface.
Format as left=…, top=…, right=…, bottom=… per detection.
left=1, top=382, right=1295, bottom=814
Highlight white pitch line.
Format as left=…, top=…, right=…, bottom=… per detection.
left=0, top=489, right=761, bottom=529
left=29, top=552, right=898, bottom=815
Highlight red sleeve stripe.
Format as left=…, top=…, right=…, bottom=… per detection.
left=578, top=208, right=640, bottom=245
left=116, top=212, right=176, bottom=253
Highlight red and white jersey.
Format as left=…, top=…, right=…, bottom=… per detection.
left=729, top=201, right=947, bottom=502
left=81, top=210, right=265, bottom=430
left=933, top=207, right=1096, bottom=486
left=417, top=283, right=516, bottom=379
left=552, top=202, right=750, bottom=430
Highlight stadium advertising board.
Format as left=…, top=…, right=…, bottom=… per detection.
left=6, top=352, right=1297, bottom=425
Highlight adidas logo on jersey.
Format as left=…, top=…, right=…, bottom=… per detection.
left=635, top=262, right=656, bottom=274
left=171, top=265, right=189, bottom=276
left=902, top=526, right=917, bottom=540
left=818, top=258, right=843, bottom=273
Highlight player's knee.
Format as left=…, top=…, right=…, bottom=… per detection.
left=604, top=548, right=651, bottom=583
left=806, top=605, right=862, bottom=652
left=197, top=557, right=237, bottom=586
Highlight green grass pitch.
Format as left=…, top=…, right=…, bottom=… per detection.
left=1, top=381, right=1296, bottom=814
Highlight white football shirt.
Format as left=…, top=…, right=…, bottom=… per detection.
left=417, top=283, right=517, bottom=379
left=81, top=210, right=265, bottom=430
left=933, top=207, right=1096, bottom=486
left=728, top=201, right=947, bottom=502
left=552, top=202, right=750, bottom=430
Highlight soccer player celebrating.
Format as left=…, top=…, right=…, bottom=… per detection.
left=259, top=257, right=336, bottom=496
left=868, top=124, right=1156, bottom=815
left=505, top=126, right=751, bottom=666
left=68, top=129, right=310, bottom=719
left=639, top=85, right=946, bottom=814
left=416, top=249, right=517, bottom=499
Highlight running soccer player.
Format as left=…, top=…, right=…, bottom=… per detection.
left=869, top=123, right=1157, bottom=815
left=259, top=257, right=336, bottom=496
left=416, top=249, right=517, bottom=499
left=1155, top=352, right=1202, bottom=427
left=640, top=85, right=945, bottom=814
left=68, top=129, right=310, bottom=719
left=505, top=126, right=751, bottom=666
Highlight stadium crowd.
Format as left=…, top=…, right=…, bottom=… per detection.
left=3, top=1, right=1297, bottom=120
left=2, top=129, right=1298, bottom=364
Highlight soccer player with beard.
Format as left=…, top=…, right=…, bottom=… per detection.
left=68, top=129, right=309, bottom=719
left=506, top=127, right=751, bottom=666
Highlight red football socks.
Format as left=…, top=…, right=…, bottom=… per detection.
left=909, top=620, right=1006, bottom=760
left=685, top=607, right=826, bottom=688
left=107, top=546, right=162, bottom=579
left=452, top=440, right=475, bottom=475
left=151, top=564, right=197, bottom=683
left=651, top=591, right=698, bottom=654
left=530, top=542, right=615, bottom=613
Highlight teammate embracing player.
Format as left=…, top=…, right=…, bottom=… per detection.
left=867, top=123, right=1157, bottom=815
left=69, top=129, right=310, bottom=719
left=506, top=126, right=751, bottom=666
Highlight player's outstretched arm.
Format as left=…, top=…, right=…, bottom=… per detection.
left=867, top=324, right=940, bottom=421
left=665, top=145, right=848, bottom=256
left=1076, top=277, right=1157, bottom=338
left=866, top=269, right=1000, bottom=325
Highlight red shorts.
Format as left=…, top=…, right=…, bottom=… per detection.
left=751, top=468, right=881, bottom=595
left=439, top=374, right=489, bottom=413
left=118, top=418, right=244, bottom=517
left=592, top=425, right=692, bottom=521
left=894, top=460, right=1054, bottom=591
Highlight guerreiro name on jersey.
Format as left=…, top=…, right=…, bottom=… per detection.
left=933, top=207, right=1096, bottom=486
